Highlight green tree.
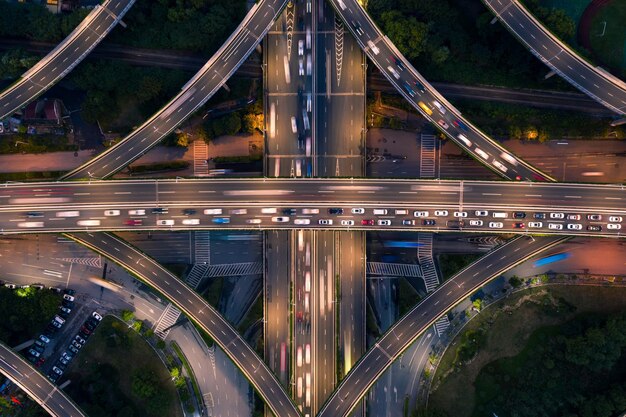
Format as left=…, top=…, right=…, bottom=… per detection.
left=379, top=11, right=429, bottom=60
left=431, top=46, right=450, bottom=65
left=121, top=310, right=135, bottom=322
left=508, top=276, right=523, bottom=288
left=131, top=369, right=159, bottom=399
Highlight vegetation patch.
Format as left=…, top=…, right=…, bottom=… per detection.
left=0, top=287, right=60, bottom=346
left=65, top=316, right=183, bottom=417
left=128, top=160, right=190, bottom=175
left=436, top=253, right=482, bottom=281
left=0, top=134, right=76, bottom=154
left=588, top=2, right=626, bottom=77
left=397, top=278, right=421, bottom=317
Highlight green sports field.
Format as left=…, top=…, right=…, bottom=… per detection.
left=587, top=2, right=626, bottom=75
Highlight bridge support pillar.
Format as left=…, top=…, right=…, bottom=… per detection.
left=490, top=16, right=499, bottom=24
left=544, top=70, right=556, bottom=79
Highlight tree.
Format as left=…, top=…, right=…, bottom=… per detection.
left=379, top=11, right=429, bottom=60
left=131, top=369, right=159, bottom=399
left=121, top=310, right=135, bottom=322
left=472, top=298, right=483, bottom=312
left=431, top=46, right=450, bottom=65
left=539, top=7, right=575, bottom=41
left=175, top=131, right=189, bottom=147
left=508, top=276, right=523, bottom=288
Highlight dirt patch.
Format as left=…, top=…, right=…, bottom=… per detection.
left=429, top=285, right=626, bottom=417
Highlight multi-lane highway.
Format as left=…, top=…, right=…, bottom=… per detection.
left=328, top=0, right=554, bottom=182
left=317, top=234, right=568, bottom=417
left=0, top=0, right=135, bottom=120
left=482, top=0, right=626, bottom=116
left=0, top=341, right=86, bottom=417
left=62, top=0, right=290, bottom=180
left=1, top=179, right=626, bottom=236
left=65, top=232, right=300, bottom=417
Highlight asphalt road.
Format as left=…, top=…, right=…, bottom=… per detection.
left=66, top=232, right=300, bottom=417
left=62, top=0, right=290, bottom=180
left=0, top=341, right=86, bottom=417
left=1, top=179, right=626, bottom=236
left=0, top=0, right=135, bottom=120
left=483, top=0, right=626, bottom=116
left=329, top=0, right=553, bottom=182
left=316, top=234, right=568, bottom=417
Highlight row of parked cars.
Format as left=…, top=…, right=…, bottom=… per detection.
left=47, top=311, right=102, bottom=384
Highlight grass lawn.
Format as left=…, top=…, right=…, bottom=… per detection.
left=428, top=285, right=626, bottom=417
left=588, top=2, right=626, bottom=77
left=65, top=316, right=183, bottom=417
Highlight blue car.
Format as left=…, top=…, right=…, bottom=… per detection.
left=212, top=217, right=230, bottom=224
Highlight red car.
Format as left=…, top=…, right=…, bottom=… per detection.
left=514, top=222, right=525, bottom=228
left=361, top=219, right=374, bottom=226
left=124, top=219, right=142, bottom=226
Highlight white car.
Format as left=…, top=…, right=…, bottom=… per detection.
left=128, top=209, right=145, bottom=216
left=92, top=312, right=103, bottom=321
left=294, top=219, right=311, bottom=225
left=567, top=223, right=582, bottom=230
left=367, top=40, right=379, bottom=55
left=432, top=100, right=446, bottom=114
left=157, top=219, right=174, bottom=226
left=319, top=219, right=333, bottom=225
left=387, top=66, right=400, bottom=80
left=204, top=209, right=222, bottom=215
left=548, top=223, right=563, bottom=230
left=56, top=211, right=80, bottom=218
left=291, top=116, right=298, bottom=134
left=434, top=210, right=448, bottom=217
left=298, top=40, right=304, bottom=56
left=493, top=160, right=508, bottom=173
left=377, top=220, right=391, bottom=226
left=298, top=58, right=304, bottom=76
left=272, top=217, right=290, bottom=223
left=246, top=219, right=262, bottom=224
left=500, top=152, right=518, bottom=166
left=306, top=27, right=311, bottom=48
left=453, top=211, right=467, bottom=218
left=302, top=208, right=319, bottom=214
left=104, top=210, right=120, bottom=216
left=550, top=213, right=564, bottom=219
left=63, top=294, right=75, bottom=302
left=230, top=209, right=247, bottom=214
left=528, top=222, right=543, bottom=228
left=609, top=216, right=622, bottom=223
left=414, top=211, right=429, bottom=217
left=182, top=219, right=200, bottom=225
left=77, top=220, right=100, bottom=226
left=340, top=220, right=354, bottom=226
left=607, top=223, right=621, bottom=230
left=457, top=134, right=472, bottom=147
left=475, top=210, right=488, bottom=217
left=469, top=220, right=483, bottom=226
left=475, top=148, right=489, bottom=160
left=351, top=208, right=365, bottom=214
left=489, top=222, right=503, bottom=229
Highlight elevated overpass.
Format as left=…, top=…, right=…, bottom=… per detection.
left=61, top=0, right=290, bottom=180
left=0, top=0, right=135, bottom=120
left=482, top=0, right=626, bottom=116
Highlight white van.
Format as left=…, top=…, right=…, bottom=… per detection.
left=204, top=209, right=222, bottom=215
left=492, top=212, right=508, bottom=219
left=56, top=211, right=80, bottom=218
left=77, top=220, right=101, bottom=226
left=373, top=209, right=388, bottom=215
left=261, top=208, right=278, bottom=214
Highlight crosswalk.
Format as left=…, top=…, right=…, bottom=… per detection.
left=194, top=231, right=211, bottom=264
left=419, top=133, right=436, bottom=178
left=193, top=139, right=209, bottom=177
left=153, top=303, right=182, bottom=340
left=434, top=316, right=450, bottom=337
left=417, top=233, right=440, bottom=293
left=205, top=262, right=263, bottom=278
left=186, top=264, right=208, bottom=289
left=366, top=262, right=423, bottom=278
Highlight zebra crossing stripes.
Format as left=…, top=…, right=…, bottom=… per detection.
left=366, top=262, right=423, bottom=278
left=434, top=316, right=450, bottom=337
left=185, top=263, right=208, bottom=289
left=194, top=231, right=211, bottom=264
left=193, top=140, right=209, bottom=177
left=153, top=303, right=182, bottom=340
left=417, top=233, right=440, bottom=293
left=55, top=257, right=103, bottom=268
left=419, top=134, right=436, bottom=178
left=205, top=262, right=263, bottom=278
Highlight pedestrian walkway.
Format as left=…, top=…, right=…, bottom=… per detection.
left=185, top=264, right=208, bottom=289
left=419, top=133, right=436, bottom=178
left=194, top=231, right=211, bottom=264
left=153, top=303, right=182, bottom=339
left=205, top=262, right=263, bottom=277
left=433, top=316, right=450, bottom=337
left=417, top=233, right=440, bottom=293
left=192, top=140, right=209, bottom=177
left=367, top=262, right=423, bottom=278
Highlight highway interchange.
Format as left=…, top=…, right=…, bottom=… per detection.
left=1, top=0, right=626, bottom=416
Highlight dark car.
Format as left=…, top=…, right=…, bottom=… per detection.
left=68, top=345, right=79, bottom=354
left=452, top=119, right=469, bottom=131
left=587, top=214, right=602, bottom=221
left=182, top=208, right=197, bottom=215
left=26, top=211, right=44, bottom=218
left=32, top=344, right=45, bottom=353
left=587, top=225, right=602, bottom=232
left=513, top=212, right=526, bottom=219
left=80, top=326, right=92, bottom=336
left=151, top=207, right=168, bottom=214
left=328, top=208, right=343, bottom=215
left=414, top=81, right=426, bottom=93
left=47, top=373, right=60, bottom=383
left=514, top=222, right=525, bottom=228
left=422, top=219, right=436, bottom=226
left=63, top=288, right=76, bottom=296
left=62, top=300, right=74, bottom=309
left=34, top=340, right=46, bottom=349
left=391, top=55, right=405, bottom=71
left=282, top=208, right=297, bottom=215
left=402, top=219, right=415, bottom=226
left=533, top=213, right=546, bottom=219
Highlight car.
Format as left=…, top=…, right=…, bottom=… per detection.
left=437, top=120, right=449, bottom=130
left=377, top=220, right=391, bottom=226
left=328, top=208, right=343, bottom=215
left=75, top=335, right=86, bottom=345
left=71, top=341, right=82, bottom=350
left=489, top=222, right=504, bottom=229
left=182, top=209, right=197, bottom=215
left=457, top=134, right=472, bottom=147
left=607, top=223, right=621, bottom=230
left=128, top=209, right=146, bottom=216
left=387, top=65, right=400, bottom=80
left=475, top=210, right=488, bottom=217
left=548, top=223, right=563, bottom=230
left=340, top=220, right=354, bottom=226
left=318, top=219, right=333, bottom=225
left=567, top=223, right=582, bottom=230
left=361, top=219, right=374, bottom=226
left=39, top=335, right=50, bottom=344
left=52, top=366, right=63, bottom=376
left=403, top=82, right=415, bottom=97
left=125, top=219, right=143, bottom=226
left=402, top=220, right=415, bottom=226
left=34, top=340, right=46, bottom=349
left=35, top=357, right=45, bottom=368
left=294, top=219, right=311, bottom=225
left=26, top=211, right=44, bottom=218
left=59, top=356, right=70, bottom=366
left=453, top=211, right=467, bottom=218
left=80, top=326, right=91, bottom=336
left=59, top=306, right=71, bottom=315
left=62, top=352, right=74, bottom=362
left=475, top=148, right=489, bottom=160
left=28, top=349, right=41, bottom=358
left=452, top=119, right=469, bottom=131
left=92, top=312, right=103, bottom=321
left=282, top=208, right=297, bottom=215
left=151, top=207, right=168, bottom=214
left=432, top=100, right=446, bottom=114
left=4, top=283, right=16, bottom=289
left=434, top=210, right=448, bottom=216
left=500, top=152, right=518, bottom=165
left=587, top=225, right=602, bottom=232
left=31, top=284, right=44, bottom=290
left=212, top=217, right=230, bottom=224
left=104, top=210, right=120, bottom=216
left=351, top=208, right=365, bottom=214
left=157, top=219, right=175, bottom=226
left=302, top=208, right=319, bottom=214
left=32, top=344, right=45, bottom=353
left=47, top=373, right=60, bottom=383
left=587, top=214, right=602, bottom=221
left=528, top=222, right=543, bottom=228
left=533, top=213, right=546, bottom=219
left=418, top=101, right=433, bottom=116
left=469, top=220, right=483, bottom=226
left=62, top=299, right=74, bottom=309
left=62, top=294, right=74, bottom=302
left=306, top=27, right=311, bottom=48
left=182, top=219, right=200, bottom=225
left=514, top=222, right=525, bottom=228
left=271, top=216, right=290, bottom=223
left=298, top=59, right=304, bottom=76
left=395, top=209, right=409, bottom=215
left=414, top=81, right=426, bottom=93
left=246, top=219, right=262, bottom=224
left=391, top=55, right=405, bottom=71
left=367, top=40, right=379, bottom=55
left=230, top=209, right=248, bottom=215
left=68, top=345, right=79, bottom=354
left=204, top=209, right=223, bottom=215
left=56, top=211, right=80, bottom=218
left=550, top=213, right=564, bottom=219
left=566, top=214, right=581, bottom=221
left=493, top=160, right=508, bottom=173
left=84, top=320, right=97, bottom=330
left=414, top=211, right=429, bottom=218
left=512, top=212, right=526, bottom=219
left=298, top=40, right=304, bottom=56
left=609, top=216, right=622, bottom=223
left=422, top=219, right=436, bottom=226
left=351, top=20, right=364, bottom=35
